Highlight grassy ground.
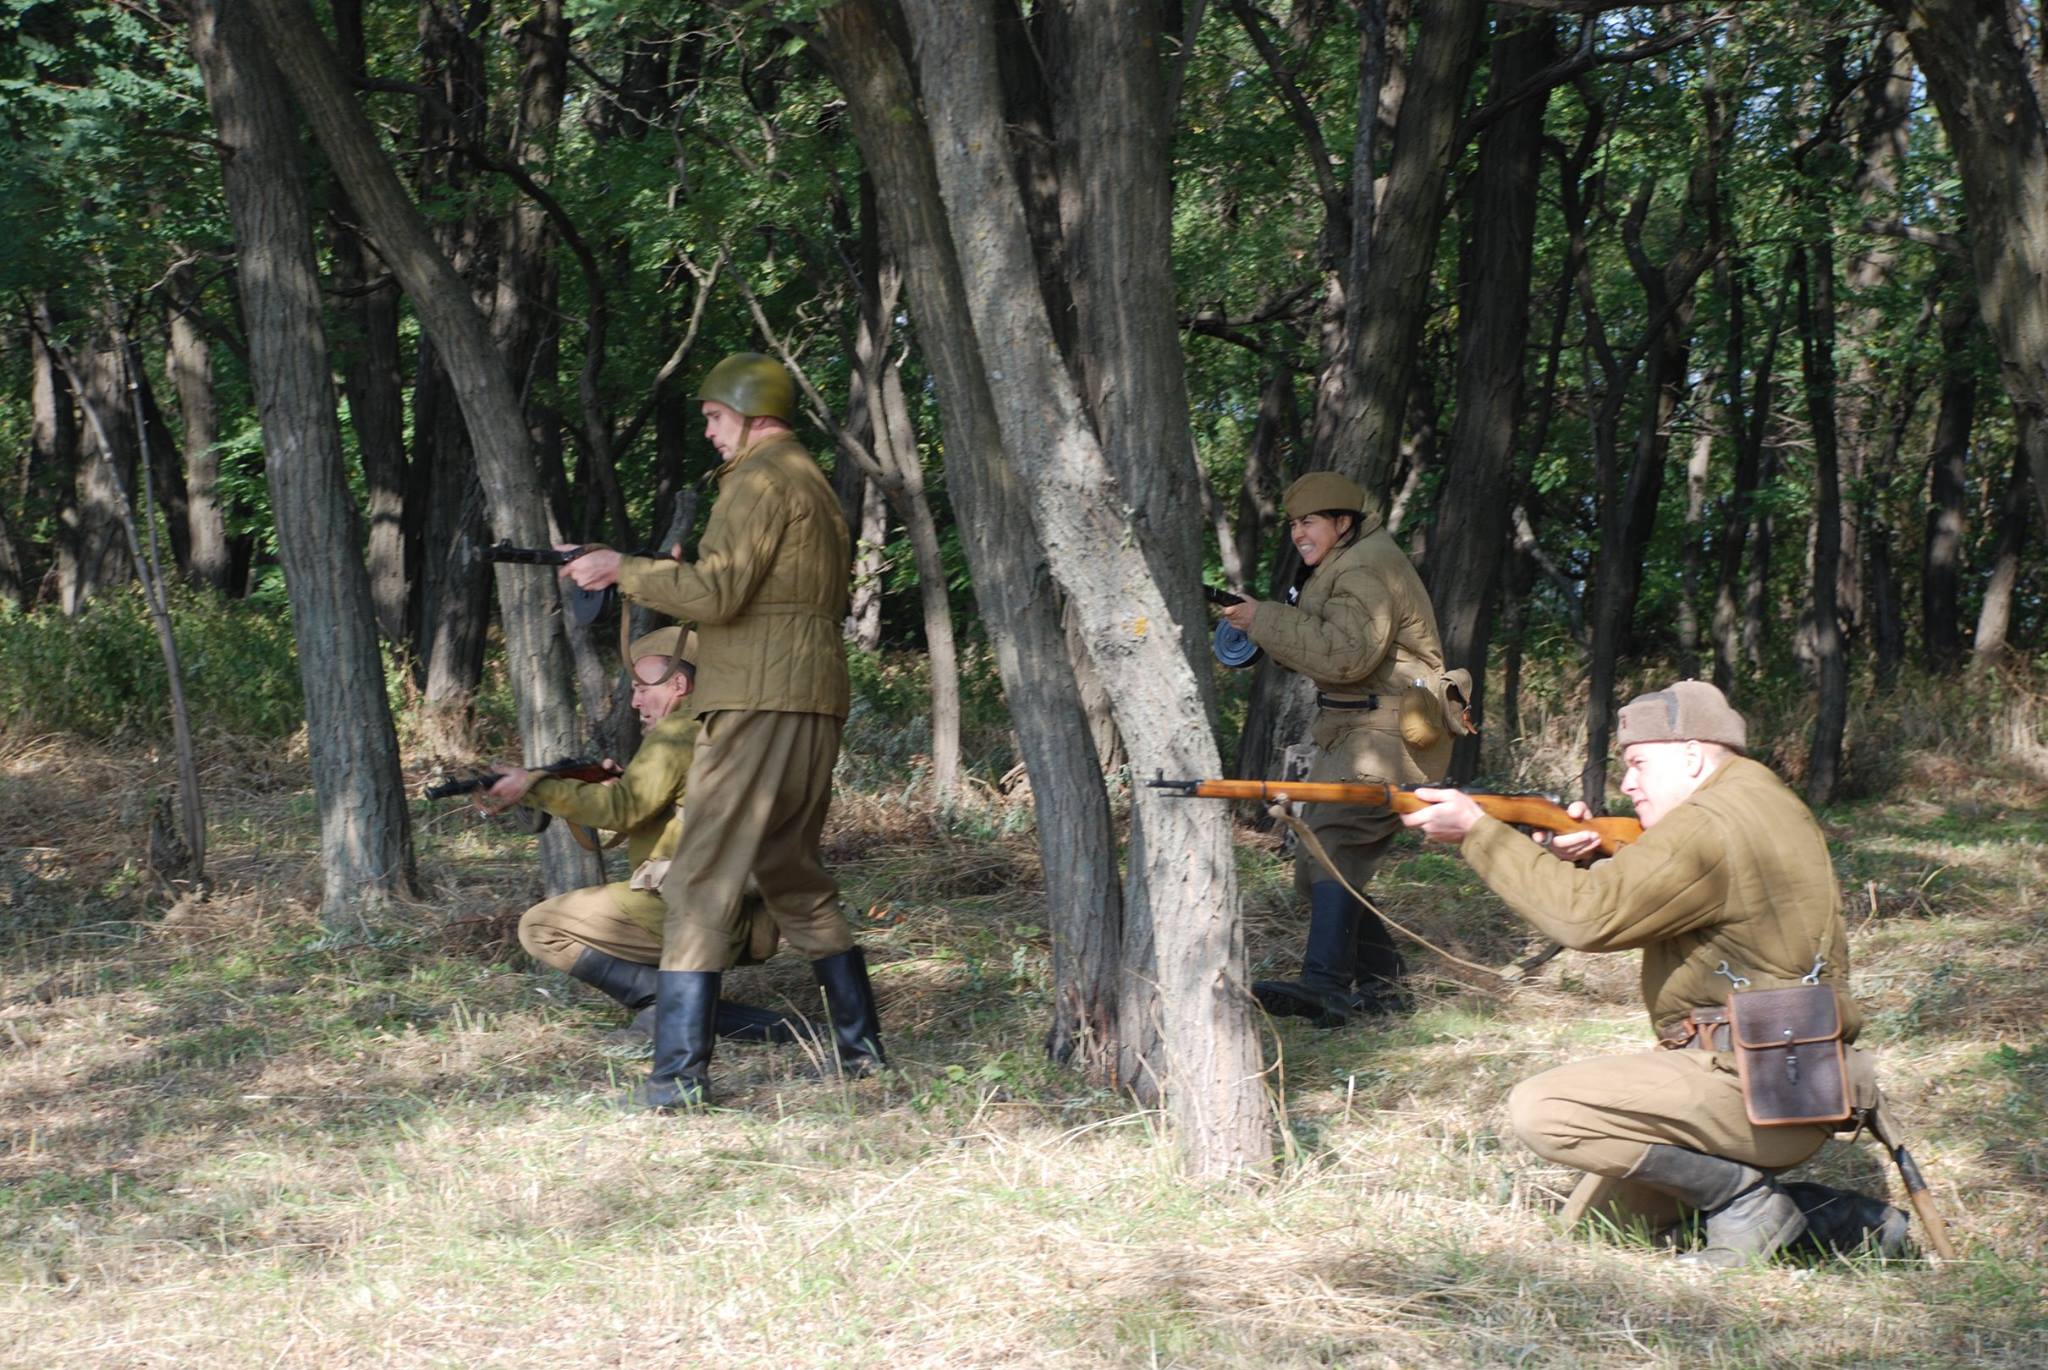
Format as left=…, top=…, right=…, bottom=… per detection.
left=2, top=717, right=2045, bottom=1368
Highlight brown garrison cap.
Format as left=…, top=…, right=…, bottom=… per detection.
left=1616, top=679, right=1747, bottom=753
left=628, top=626, right=699, bottom=678
left=1282, top=471, right=1369, bottom=520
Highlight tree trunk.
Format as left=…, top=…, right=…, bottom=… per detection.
left=1579, top=77, right=1724, bottom=806
left=845, top=478, right=886, bottom=652
left=1921, top=295, right=1977, bottom=672
left=1423, top=14, right=1551, bottom=784
left=1321, top=0, right=1484, bottom=505
left=1971, top=432, right=2035, bottom=670
left=1798, top=243, right=1848, bottom=803
left=248, top=0, right=598, bottom=893
left=328, top=0, right=410, bottom=640
left=164, top=266, right=233, bottom=593
left=891, top=0, right=1270, bottom=1174
left=815, top=0, right=1123, bottom=1084
left=191, top=0, right=416, bottom=925
left=1894, top=0, right=2048, bottom=542
left=1716, top=258, right=1793, bottom=691
left=58, top=321, right=137, bottom=615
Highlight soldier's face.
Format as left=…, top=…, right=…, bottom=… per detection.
left=1289, top=512, right=1354, bottom=566
left=702, top=400, right=746, bottom=459
left=1619, top=740, right=1708, bottom=828
left=631, top=655, right=693, bottom=725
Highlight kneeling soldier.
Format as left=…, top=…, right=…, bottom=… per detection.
left=484, top=627, right=807, bottom=1047
left=1403, top=681, right=1904, bottom=1268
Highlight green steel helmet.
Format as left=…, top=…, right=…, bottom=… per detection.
left=1281, top=471, right=1369, bottom=520
left=697, top=351, right=795, bottom=422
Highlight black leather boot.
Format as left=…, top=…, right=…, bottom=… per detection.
left=568, top=947, right=658, bottom=1011
left=624, top=999, right=818, bottom=1046
left=635, top=970, right=719, bottom=1110
left=1782, top=1181, right=1912, bottom=1260
left=1624, top=1144, right=1807, bottom=1269
left=1349, top=903, right=1408, bottom=1014
left=713, top=1001, right=815, bottom=1046
left=811, top=947, right=886, bottom=1075
left=1253, top=882, right=1364, bottom=1027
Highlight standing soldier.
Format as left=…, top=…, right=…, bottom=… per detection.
left=1217, top=471, right=1467, bottom=1025
left=1402, top=681, right=1904, bottom=1267
left=480, top=627, right=804, bottom=1048
left=564, top=352, right=882, bottom=1107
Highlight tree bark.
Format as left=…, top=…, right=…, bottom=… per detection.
left=1971, top=431, right=2035, bottom=670
left=191, top=0, right=417, bottom=925
left=1893, top=0, right=2048, bottom=542
left=1320, top=0, right=1485, bottom=506
left=814, top=0, right=1123, bottom=1084
left=247, top=0, right=598, bottom=893
left=862, top=0, right=1270, bottom=1174
left=58, top=319, right=137, bottom=615
left=1921, top=294, right=1977, bottom=673
left=1424, top=14, right=1553, bottom=783
left=1797, top=243, right=1847, bottom=804
left=327, top=0, right=410, bottom=640
left=164, top=266, right=233, bottom=593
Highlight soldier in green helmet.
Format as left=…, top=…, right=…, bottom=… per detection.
left=564, top=351, right=883, bottom=1108
left=1216, top=470, right=1464, bottom=1026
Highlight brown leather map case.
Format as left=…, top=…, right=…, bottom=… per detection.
left=1729, top=983, right=1852, bottom=1127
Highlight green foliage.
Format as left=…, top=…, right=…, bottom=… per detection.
left=0, top=588, right=302, bottom=739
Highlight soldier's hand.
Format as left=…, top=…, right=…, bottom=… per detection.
left=1543, top=801, right=1605, bottom=862
left=477, top=765, right=536, bottom=813
left=562, top=546, right=622, bottom=589
left=1219, top=599, right=1257, bottom=631
left=1402, top=786, right=1483, bottom=844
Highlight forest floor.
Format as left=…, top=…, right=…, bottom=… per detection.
left=1, top=725, right=2045, bottom=1368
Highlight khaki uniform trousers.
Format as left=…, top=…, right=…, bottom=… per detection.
left=1511, top=1049, right=1836, bottom=1229
left=1293, top=707, right=1447, bottom=897
left=520, top=884, right=778, bottom=973
left=661, top=709, right=854, bottom=971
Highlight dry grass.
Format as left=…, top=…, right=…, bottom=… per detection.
left=3, top=700, right=2046, bottom=1367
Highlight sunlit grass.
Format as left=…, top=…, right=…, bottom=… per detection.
left=2, top=706, right=2045, bottom=1366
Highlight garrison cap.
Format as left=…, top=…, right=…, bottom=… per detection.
left=697, top=351, right=796, bottom=422
left=629, top=626, right=699, bottom=675
left=1616, top=679, right=1747, bottom=753
left=1282, top=471, right=1369, bottom=520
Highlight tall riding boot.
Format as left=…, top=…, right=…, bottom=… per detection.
left=624, top=999, right=818, bottom=1046
left=1624, top=1144, right=1807, bottom=1269
left=713, top=1001, right=816, bottom=1046
left=1349, top=905, right=1408, bottom=1014
left=811, top=947, right=886, bottom=1075
left=1253, top=882, right=1362, bottom=1027
left=636, top=970, right=719, bottom=1110
left=568, top=947, right=658, bottom=1011
left=1781, top=1181, right=1911, bottom=1260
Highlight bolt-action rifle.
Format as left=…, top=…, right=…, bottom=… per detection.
left=1148, top=775, right=1643, bottom=856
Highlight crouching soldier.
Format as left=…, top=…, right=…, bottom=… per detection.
left=483, top=627, right=809, bottom=1048
left=1402, top=680, right=1906, bottom=1268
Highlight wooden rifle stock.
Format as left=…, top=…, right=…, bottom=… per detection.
left=1148, top=776, right=1643, bottom=856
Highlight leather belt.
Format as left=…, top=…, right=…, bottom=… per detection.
left=1658, top=1007, right=1731, bottom=1052
left=1315, top=693, right=1383, bottom=711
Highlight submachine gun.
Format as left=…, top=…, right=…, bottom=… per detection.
left=483, top=541, right=667, bottom=629
left=424, top=757, right=623, bottom=851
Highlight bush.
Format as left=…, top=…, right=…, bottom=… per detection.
left=0, top=587, right=303, bottom=740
